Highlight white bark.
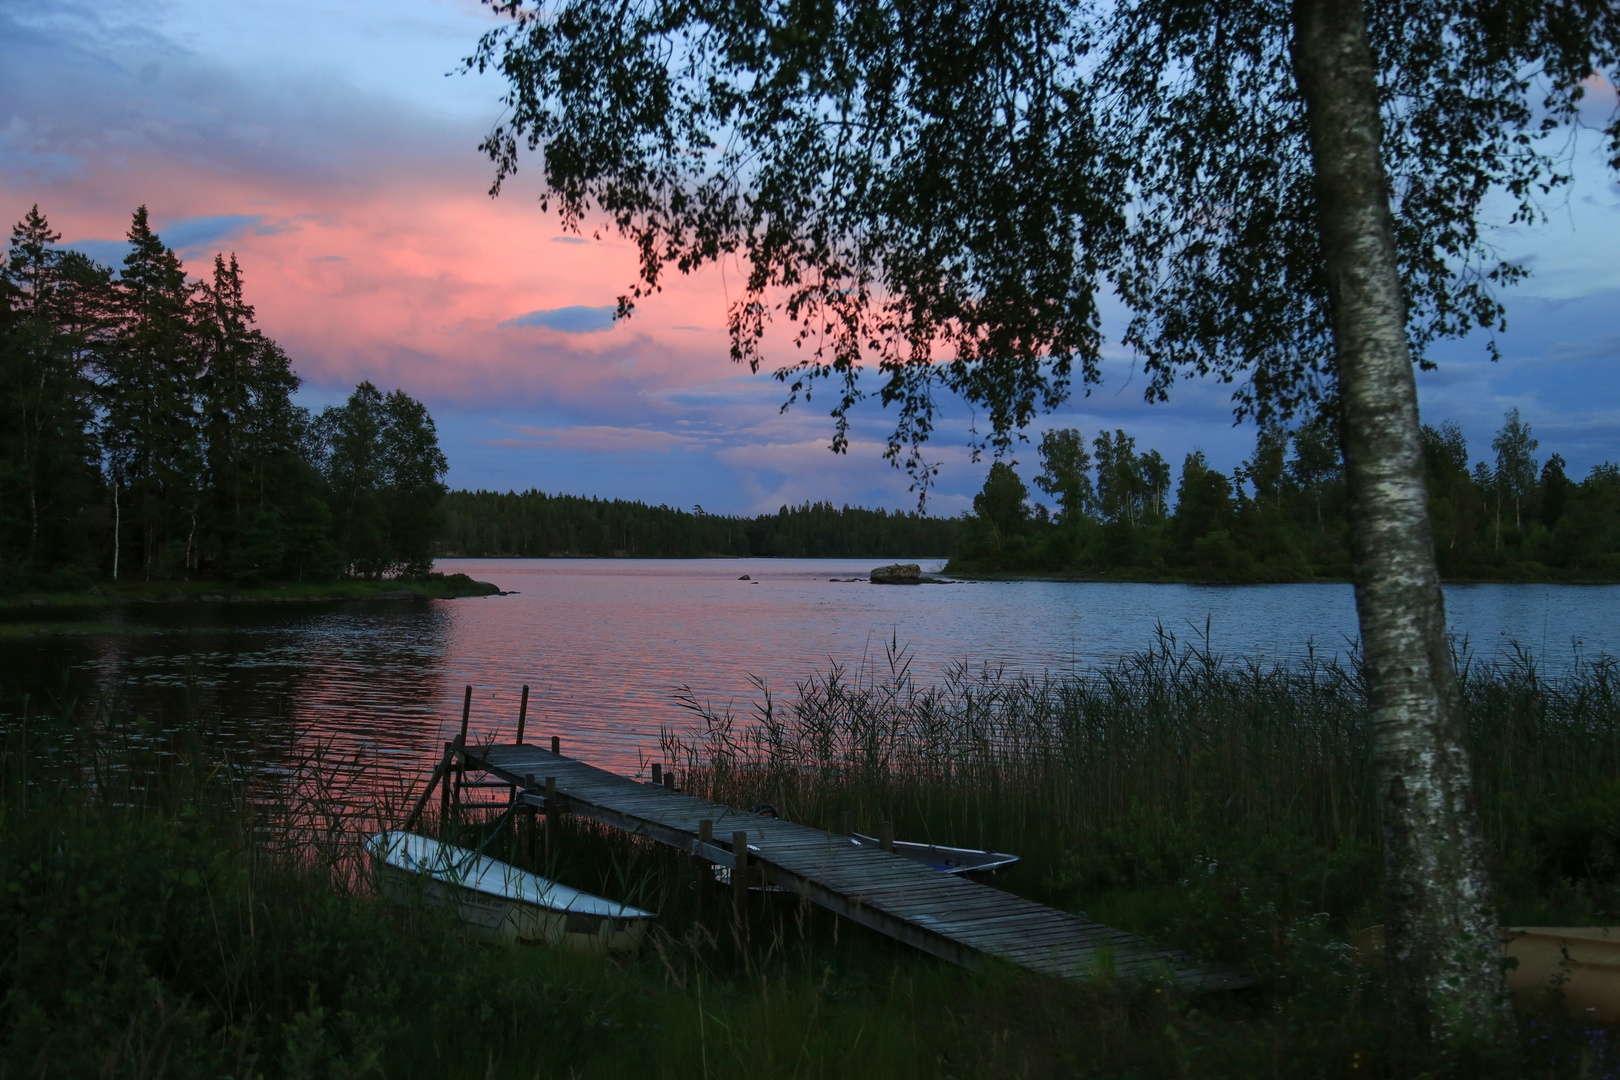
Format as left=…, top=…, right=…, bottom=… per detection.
left=1290, top=0, right=1508, bottom=1046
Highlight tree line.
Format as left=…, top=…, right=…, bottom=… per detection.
left=442, top=491, right=957, bottom=559
left=0, top=205, right=449, bottom=592
left=952, top=412, right=1620, bottom=583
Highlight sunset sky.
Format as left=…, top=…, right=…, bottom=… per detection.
left=4, top=0, right=1617, bottom=517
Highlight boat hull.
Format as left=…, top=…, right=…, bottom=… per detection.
left=365, top=832, right=653, bottom=954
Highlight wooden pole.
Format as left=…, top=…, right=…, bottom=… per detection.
left=733, top=830, right=750, bottom=954
left=454, top=685, right=472, bottom=818
left=439, top=739, right=454, bottom=828
left=515, top=684, right=530, bottom=744
left=545, top=776, right=559, bottom=860
left=651, top=762, right=662, bottom=786
left=523, top=773, right=537, bottom=860
left=664, top=770, right=676, bottom=790
left=838, top=810, right=853, bottom=836
left=551, top=735, right=561, bottom=755
left=403, top=750, right=452, bottom=832
left=879, top=821, right=895, bottom=853
left=696, top=819, right=714, bottom=923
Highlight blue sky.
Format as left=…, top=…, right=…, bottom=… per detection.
left=3, top=0, right=1616, bottom=516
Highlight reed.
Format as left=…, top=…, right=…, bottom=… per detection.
left=663, top=632, right=1620, bottom=945
left=6, top=635, right=1620, bottom=1078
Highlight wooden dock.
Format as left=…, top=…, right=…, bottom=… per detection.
left=455, top=741, right=1250, bottom=991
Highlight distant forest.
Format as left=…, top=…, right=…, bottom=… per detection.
left=442, top=491, right=957, bottom=559
left=951, top=414, right=1620, bottom=582
left=0, top=205, right=449, bottom=592
left=8, top=204, right=1614, bottom=592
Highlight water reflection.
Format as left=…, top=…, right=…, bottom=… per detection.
left=2, top=560, right=1614, bottom=802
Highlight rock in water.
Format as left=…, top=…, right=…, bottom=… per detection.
left=869, top=563, right=921, bottom=585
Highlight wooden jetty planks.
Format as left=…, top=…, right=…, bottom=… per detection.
left=465, top=743, right=1250, bottom=991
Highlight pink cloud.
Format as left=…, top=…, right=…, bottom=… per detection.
left=487, top=424, right=708, bottom=453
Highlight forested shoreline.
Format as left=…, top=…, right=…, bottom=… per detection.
left=950, top=414, right=1620, bottom=583
left=7, top=203, right=1614, bottom=591
left=441, top=490, right=958, bottom=559
left=0, top=205, right=450, bottom=594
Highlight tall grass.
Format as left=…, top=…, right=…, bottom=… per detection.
left=7, top=636, right=1620, bottom=1078
left=665, top=632, right=1620, bottom=942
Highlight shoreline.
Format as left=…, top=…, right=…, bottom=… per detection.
left=1, top=572, right=503, bottom=614
left=943, top=568, right=1620, bottom=586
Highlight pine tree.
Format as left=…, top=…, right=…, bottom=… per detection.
left=0, top=206, right=103, bottom=587
left=101, top=207, right=202, bottom=579
left=197, top=252, right=307, bottom=570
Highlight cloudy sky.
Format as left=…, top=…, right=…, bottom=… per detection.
left=3, top=0, right=1616, bottom=517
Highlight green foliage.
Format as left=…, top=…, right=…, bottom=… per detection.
left=1033, top=428, right=1094, bottom=524
left=0, top=207, right=104, bottom=590
left=950, top=416, right=1619, bottom=582
left=442, top=492, right=958, bottom=558
left=467, top=0, right=1618, bottom=483
left=313, top=381, right=449, bottom=577
left=0, top=205, right=452, bottom=592
left=6, top=646, right=1620, bottom=1077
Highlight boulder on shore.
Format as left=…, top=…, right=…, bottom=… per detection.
left=869, top=563, right=922, bottom=585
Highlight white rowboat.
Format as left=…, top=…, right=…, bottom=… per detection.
left=849, top=833, right=1020, bottom=875
left=364, top=831, right=655, bottom=952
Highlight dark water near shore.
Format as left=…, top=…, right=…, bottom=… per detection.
left=2, top=558, right=1615, bottom=787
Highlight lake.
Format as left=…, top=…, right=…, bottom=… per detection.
left=2, top=558, right=1614, bottom=783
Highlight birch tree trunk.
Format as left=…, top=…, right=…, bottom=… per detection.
left=1289, top=0, right=1508, bottom=1048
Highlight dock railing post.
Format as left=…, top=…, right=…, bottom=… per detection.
left=732, top=830, right=750, bottom=959
left=551, top=735, right=560, bottom=755
left=545, top=776, right=558, bottom=859
left=453, top=685, right=472, bottom=820
left=516, top=684, right=529, bottom=744
left=523, top=773, right=537, bottom=861
left=838, top=810, right=853, bottom=837
left=696, top=819, right=713, bottom=924
left=403, top=746, right=453, bottom=833
left=879, top=821, right=895, bottom=853
left=651, top=762, right=661, bottom=786
left=439, top=740, right=454, bottom=832
left=663, top=770, right=676, bottom=791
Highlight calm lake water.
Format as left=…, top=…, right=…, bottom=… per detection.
left=2, top=558, right=1615, bottom=784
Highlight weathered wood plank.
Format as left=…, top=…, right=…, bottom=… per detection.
left=466, top=744, right=1250, bottom=991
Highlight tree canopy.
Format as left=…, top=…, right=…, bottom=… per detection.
left=468, top=0, right=1620, bottom=1046
left=469, top=0, right=1618, bottom=480
left=0, top=205, right=451, bottom=589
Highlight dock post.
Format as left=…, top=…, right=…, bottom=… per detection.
left=651, top=762, right=662, bottom=786
left=545, top=776, right=559, bottom=859
left=732, top=830, right=750, bottom=956
left=838, top=810, right=853, bottom=836
left=551, top=735, right=560, bottom=755
left=453, top=686, right=472, bottom=820
left=879, top=821, right=895, bottom=853
left=515, top=685, right=529, bottom=744
left=523, top=773, right=537, bottom=861
left=439, top=740, right=454, bottom=830
left=663, top=770, right=676, bottom=791
left=696, top=819, right=714, bottom=923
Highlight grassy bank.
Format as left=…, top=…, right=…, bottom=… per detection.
left=6, top=640, right=1620, bottom=1077
left=1, top=571, right=502, bottom=614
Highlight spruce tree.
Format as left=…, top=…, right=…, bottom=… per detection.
left=102, top=207, right=202, bottom=579
left=0, top=206, right=102, bottom=588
